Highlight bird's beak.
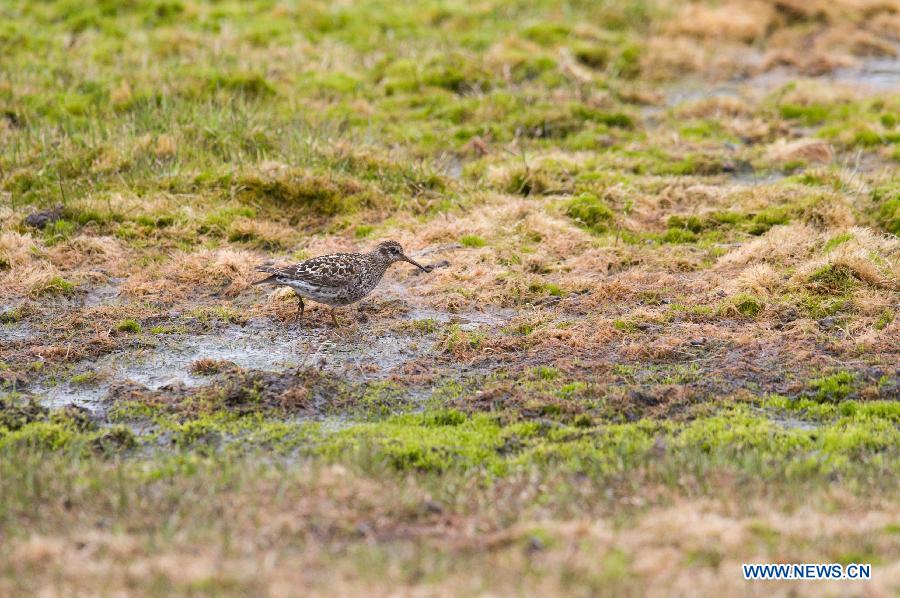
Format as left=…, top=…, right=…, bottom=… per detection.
left=403, top=255, right=431, bottom=272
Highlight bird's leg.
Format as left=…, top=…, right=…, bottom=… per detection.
left=330, top=307, right=339, bottom=327
left=295, top=295, right=305, bottom=322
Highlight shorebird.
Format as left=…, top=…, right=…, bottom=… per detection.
left=253, top=240, right=432, bottom=326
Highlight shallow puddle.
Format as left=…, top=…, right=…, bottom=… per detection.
left=82, top=278, right=125, bottom=308
left=0, top=321, right=35, bottom=343
left=649, top=53, right=900, bottom=117
left=832, top=52, right=900, bottom=91
left=34, top=301, right=515, bottom=413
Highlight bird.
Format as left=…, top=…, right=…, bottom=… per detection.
left=253, top=240, right=432, bottom=326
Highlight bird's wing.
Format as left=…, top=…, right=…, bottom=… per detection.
left=261, top=254, right=362, bottom=289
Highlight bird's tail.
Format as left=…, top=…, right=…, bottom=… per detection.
left=252, top=274, right=279, bottom=285
left=252, top=266, right=279, bottom=285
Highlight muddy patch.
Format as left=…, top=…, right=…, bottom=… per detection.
left=32, top=303, right=514, bottom=414
left=83, top=278, right=125, bottom=308
left=0, top=321, right=36, bottom=344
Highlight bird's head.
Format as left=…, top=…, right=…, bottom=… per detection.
left=375, top=240, right=430, bottom=272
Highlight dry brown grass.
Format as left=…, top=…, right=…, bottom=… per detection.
left=792, top=233, right=900, bottom=290
left=719, top=225, right=817, bottom=269
left=667, top=1, right=775, bottom=43
left=47, top=235, right=126, bottom=270
left=123, top=248, right=259, bottom=301
left=2, top=464, right=897, bottom=597
left=722, top=226, right=898, bottom=277
left=641, top=36, right=707, bottom=79
left=0, top=232, right=74, bottom=299
left=676, top=96, right=755, bottom=119
left=0, top=230, right=36, bottom=269
left=656, top=0, right=900, bottom=78
left=766, top=139, right=835, bottom=165
left=734, top=264, right=781, bottom=297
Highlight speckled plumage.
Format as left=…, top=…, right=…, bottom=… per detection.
left=254, top=240, right=430, bottom=325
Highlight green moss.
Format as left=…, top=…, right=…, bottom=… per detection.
left=135, top=213, right=175, bottom=228
left=70, top=371, right=99, bottom=385
left=354, top=225, right=374, bottom=238
left=721, top=293, right=764, bottom=318
left=6, top=395, right=898, bottom=484
left=613, top=44, right=642, bottom=79
left=766, top=395, right=900, bottom=425
left=521, top=22, right=571, bottom=45
left=504, top=167, right=550, bottom=196
left=0, top=395, right=48, bottom=432
left=822, top=232, right=853, bottom=252
left=872, top=186, right=899, bottom=235
left=205, top=72, right=275, bottom=97
left=0, top=422, right=76, bottom=451
left=613, top=319, right=638, bottom=332
left=806, top=264, right=858, bottom=294
left=115, top=319, right=141, bottom=333
left=667, top=215, right=705, bottom=233
left=679, top=120, right=727, bottom=140
left=420, top=53, right=493, bottom=94
left=712, top=211, right=746, bottom=226
left=322, top=412, right=508, bottom=473
left=659, top=228, right=697, bottom=244
left=460, top=234, right=486, bottom=248
left=851, top=127, right=882, bottom=147
left=809, top=372, right=857, bottom=403
left=351, top=382, right=409, bottom=419
left=533, top=366, right=560, bottom=381
left=748, top=207, right=791, bottom=235
left=580, top=108, right=634, bottom=129
left=573, top=43, right=611, bottom=69
left=90, top=426, right=137, bottom=454
left=174, top=419, right=222, bottom=449
left=779, top=103, right=831, bottom=125
left=668, top=303, right=714, bottom=319
left=422, top=409, right=467, bottom=427
left=440, top=324, right=485, bottom=353
left=42, top=219, right=78, bottom=244
left=559, top=382, right=587, bottom=399
left=566, top=193, right=615, bottom=233
left=301, top=72, right=361, bottom=97
left=650, top=153, right=724, bottom=176
left=412, top=318, right=438, bottom=334
left=797, top=293, right=847, bottom=319
left=0, top=307, right=23, bottom=323
left=38, top=276, right=76, bottom=297
left=149, top=325, right=187, bottom=335
left=528, top=280, right=563, bottom=297
left=189, top=306, right=247, bottom=325
left=200, top=206, right=256, bottom=233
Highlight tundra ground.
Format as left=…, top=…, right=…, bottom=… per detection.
left=1, top=0, right=898, bottom=595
